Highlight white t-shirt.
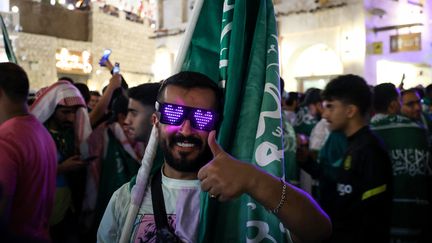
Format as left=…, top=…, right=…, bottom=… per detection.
left=309, top=118, right=330, bottom=151
left=97, top=170, right=201, bottom=243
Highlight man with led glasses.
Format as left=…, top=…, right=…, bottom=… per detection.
left=97, top=71, right=331, bottom=243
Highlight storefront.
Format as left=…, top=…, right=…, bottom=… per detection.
left=55, top=48, right=92, bottom=83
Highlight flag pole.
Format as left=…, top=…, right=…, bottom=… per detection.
left=172, top=0, right=204, bottom=73
left=0, top=15, right=17, bottom=63
left=119, top=1, right=204, bottom=242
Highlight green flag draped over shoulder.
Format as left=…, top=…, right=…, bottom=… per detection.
left=181, top=0, right=288, bottom=242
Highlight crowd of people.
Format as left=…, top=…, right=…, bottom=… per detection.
left=0, top=58, right=431, bottom=243
left=282, top=77, right=432, bottom=243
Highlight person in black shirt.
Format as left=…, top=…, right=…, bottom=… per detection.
left=309, top=74, right=392, bottom=242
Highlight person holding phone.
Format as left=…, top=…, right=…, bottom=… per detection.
left=30, top=80, right=93, bottom=242
left=90, top=49, right=129, bottom=127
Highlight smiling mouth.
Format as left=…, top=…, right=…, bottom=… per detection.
left=176, top=142, right=195, bottom=148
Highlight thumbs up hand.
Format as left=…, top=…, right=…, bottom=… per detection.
left=198, top=131, right=256, bottom=201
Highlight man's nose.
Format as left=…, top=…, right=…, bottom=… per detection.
left=322, top=109, right=329, bottom=119
left=67, top=113, right=76, bottom=123
left=124, top=113, right=131, bottom=125
left=179, top=119, right=194, bottom=136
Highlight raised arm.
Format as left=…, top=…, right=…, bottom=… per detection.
left=198, top=131, right=332, bottom=242
left=89, top=74, right=122, bottom=126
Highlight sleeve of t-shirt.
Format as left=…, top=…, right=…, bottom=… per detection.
left=97, top=189, right=121, bottom=243
left=97, top=183, right=132, bottom=243
left=309, top=120, right=329, bottom=151
left=359, top=147, right=392, bottom=241
left=0, top=138, right=19, bottom=218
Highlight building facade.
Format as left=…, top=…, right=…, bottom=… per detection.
left=3, top=0, right=430, bottom=92
left=150, top=0, right=432, bottom=92
left=1, top=0, right=156, bottom=92
left=276, top=0, right=431, bottom=91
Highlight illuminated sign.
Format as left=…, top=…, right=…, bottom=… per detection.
left=372, top=42, right=383, bottom=55
left=390, top=33, right=421, bottom=53
left=55, top=48, right=92, bottom=74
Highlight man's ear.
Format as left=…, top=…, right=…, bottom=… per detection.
left=388, top=100, right=400, bottom=114
left=151, top=112, right=158, bottom=125
left=346, top=104, right=358, bottom=119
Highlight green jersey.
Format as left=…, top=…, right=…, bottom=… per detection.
left=371, top=114, right=432, bottom=242
left=294, top=106, right=318, bottom=136
left=282, top=116, right=299, bottom=186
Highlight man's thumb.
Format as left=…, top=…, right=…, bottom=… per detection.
left=208, top=130, right=222, bottom=157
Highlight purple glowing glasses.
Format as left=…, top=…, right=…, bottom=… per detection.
left=157, top=102, right=218, bottom=131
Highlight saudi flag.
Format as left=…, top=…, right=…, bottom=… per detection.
left=180, top=0, right=288, bottom=241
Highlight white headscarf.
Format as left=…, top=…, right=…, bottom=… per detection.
left=30, top=80, right=92, bottom=157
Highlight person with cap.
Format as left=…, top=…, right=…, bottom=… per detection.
left=295, top=88, right=325, bottom=196
left=294, top=88, right=320, bottom=137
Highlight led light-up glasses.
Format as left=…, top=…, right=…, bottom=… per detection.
left=156, top=102, right=219, bottom=131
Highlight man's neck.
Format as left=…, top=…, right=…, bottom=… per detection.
left=344, top=118, right=367, bottom=137
left=163, top=163, right=198, bottom=180
left=0, top=103, right=29, bottom=124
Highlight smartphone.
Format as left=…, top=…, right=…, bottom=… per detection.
left=83, top=155, right=98, bottom=163
left=99, top=49, right=112, bottom=66
left=113, top=62, right=120, bottom=74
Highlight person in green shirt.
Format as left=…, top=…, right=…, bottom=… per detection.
left=401, top=88, right=432, bottom=145
left=371, top=83, right=432, bottom=243
left=294, top=88, right=321, bottom=137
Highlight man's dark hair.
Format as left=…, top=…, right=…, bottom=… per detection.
left=286, top=92, right=299, bottom=106
left=401, top=88, right=420, bottom=99
left=128, top=82, right=162, bottom=109
left=425, top=84, right=432, bottom=97
left=74, top=83, right=90, bottom=104
left=415, top=86, right=425, bottom=99
left=108, top=94, right=129, bottom=124
left=157, top=71, right=224, bottom=113
left=303, top=88, right=322, bottom=106
left=89, top=91, right=101, bottom=97
left=0, top=62, right=29, bottom=103
left=322, top=74, right=372, bottom=116
left=373, top=83, right=399, bottom=113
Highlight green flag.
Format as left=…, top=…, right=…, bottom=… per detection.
left=181, top=0, right=288, bottom=241
left=370, top=114, right=431, bottom=242
left=0, top=14, right=17, bottom=63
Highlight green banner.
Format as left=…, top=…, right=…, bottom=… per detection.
left=181, top=0, right=288, bottom=242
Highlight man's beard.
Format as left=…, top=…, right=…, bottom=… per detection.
left=160, top=133, right=213, bottom=173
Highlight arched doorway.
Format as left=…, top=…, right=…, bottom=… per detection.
left=293, top=44, right=343, bottom=92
